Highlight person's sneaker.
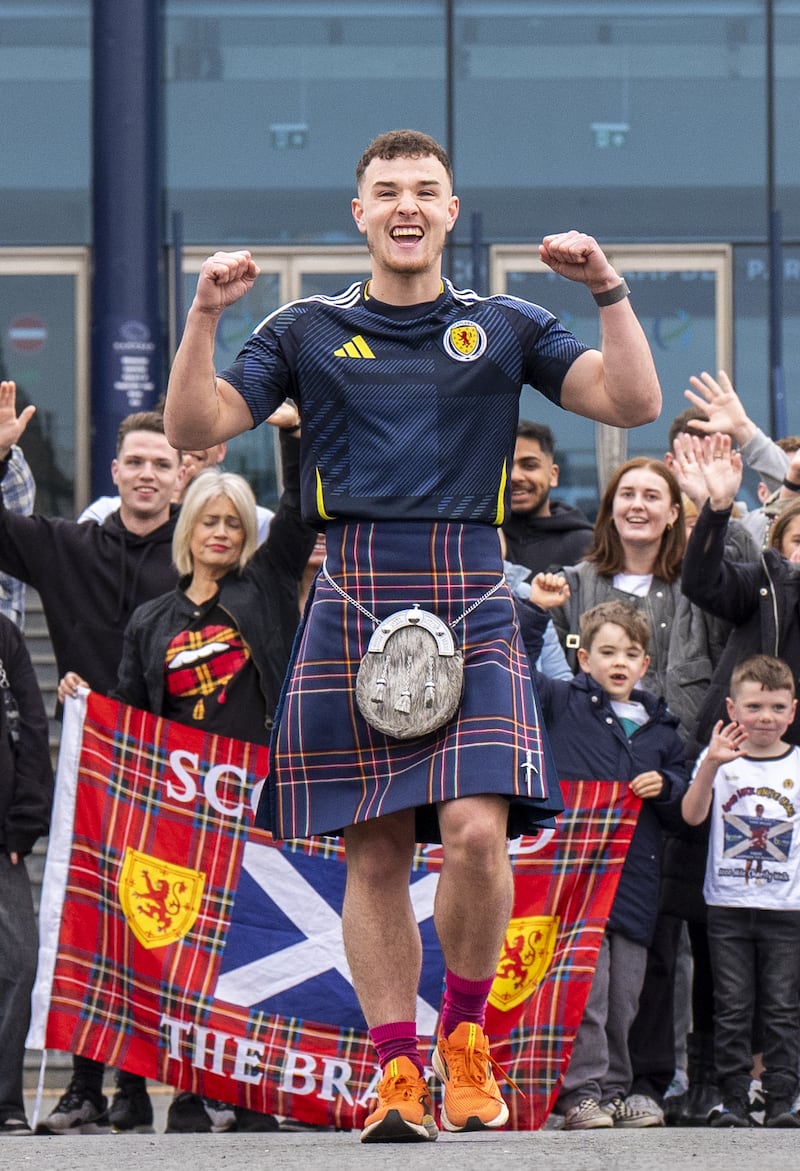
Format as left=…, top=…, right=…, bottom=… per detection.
left=765, top=1095, right=800, bottom=1128
left=165, top=1092, right=212, bottom=1134
left=278, top=1117, right=335, bottom=1132
left=34, top=1082, right=110, bottom=1135
left=542, top=1110, right=566, bottom=1130
left=360, top=1056, right=438, bottom=1143
left=603, top=1093, right=664, bottom=1128
left=432, top=1021, right=509, bottom=1132
left=202, top=1099, right=237, bottom=1133
left=563, top=1096, right=614, bottom=1130
left=749, top=1079, right=766, bottom=1126
left=682, top=1079, right=720, bottom=1126
left=708, top=1096, right=751, bottom=1128
left=233, top=1107, right=280, bottom=1132
left=0, top=1117, right=32, bottom=1136
left=109, top=1080, right=154, bottom=1133
left=663, top=1071, right=689, bottom=1125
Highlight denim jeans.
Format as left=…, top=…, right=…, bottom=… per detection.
left=0, top=852, right=39, bottom=1120
left=707, top=904, right=800, bottom=1102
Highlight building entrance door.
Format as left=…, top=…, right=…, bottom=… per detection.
left=0, top=248, right=90, bottom=516
left=491, top=244, right=733, bottom=509
left=178, top=248, right=370, bottom=507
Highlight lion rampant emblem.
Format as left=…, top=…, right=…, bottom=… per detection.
left=119, top=848, right=205, bottom=950
left=488, top=915, right=559, bottom=1012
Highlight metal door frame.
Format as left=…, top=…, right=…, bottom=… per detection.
left=0, top=247, right=91, bottom=507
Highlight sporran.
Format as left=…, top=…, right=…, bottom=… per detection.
left=322, top=561, right=505, bottom=741
left=355, top=607, right=464, bottom=739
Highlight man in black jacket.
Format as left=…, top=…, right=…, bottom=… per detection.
left=502, top=420, right=594, bottom=575
left=0, top=382, right=182, bottom=697
left=0, top=380, right=183, bottom=1135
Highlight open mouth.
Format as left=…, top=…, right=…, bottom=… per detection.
left=391, top=226, right=423, bottom=240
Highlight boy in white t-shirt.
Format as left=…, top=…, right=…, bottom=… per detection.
left=682, top=654, right=800, bottom=1129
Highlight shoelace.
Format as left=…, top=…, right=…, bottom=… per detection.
left=445, top=1038, right=523, bottom=1099
left=379, top=1070, right=427, bottom=1103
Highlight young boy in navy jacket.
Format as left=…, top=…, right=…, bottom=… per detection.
left=522, top=579, right=688, bottom=1131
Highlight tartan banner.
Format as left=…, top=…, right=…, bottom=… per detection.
left=29, top=691, right=639, bottom=1130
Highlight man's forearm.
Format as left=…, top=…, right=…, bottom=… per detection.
left=165, top=304, right=231, bottom=449
left=741, top=427, right=790, bottom=491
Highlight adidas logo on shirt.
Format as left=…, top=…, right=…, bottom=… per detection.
left=333, top=334, right=375, bottom=359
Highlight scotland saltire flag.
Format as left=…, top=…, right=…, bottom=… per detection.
left=217, top=838, right=444, bottom=1036
left=29, top=691, right=638, bottom=1130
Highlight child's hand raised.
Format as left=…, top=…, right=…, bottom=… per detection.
left=529, top=572, right=570, bottom=610
left=707, top=719, right=748, bottom=764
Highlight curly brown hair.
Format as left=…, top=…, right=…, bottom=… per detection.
left=355, top=130, right=453, bottom=189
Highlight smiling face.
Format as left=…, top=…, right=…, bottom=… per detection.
left=578, top=621, right=650, bottom=702
left=611, top=466, right=680, bottom=551
left=726, top=681, right=797, bottom=757
left=351, top=154, right=459, bottom=300
left=510, top=436, right=558, bottom=517
left=112, top=430, right=182, bottom=532
left=189, top=494, right=246, bottom=579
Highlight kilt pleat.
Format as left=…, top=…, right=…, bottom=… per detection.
left=263, top=520, right=563, bottom=842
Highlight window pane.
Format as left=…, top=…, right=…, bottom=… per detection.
left=453, top=1, right=773, bottom=242
left=0, top=272, right=80, bottom=515
left=165, top=1, right=447, bottom=244
left=0, top=2, right=91, bottom=244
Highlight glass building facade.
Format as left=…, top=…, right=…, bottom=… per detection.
left=1, top=1, right=800, bottom=512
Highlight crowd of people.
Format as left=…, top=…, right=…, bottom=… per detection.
left=1, top=128, right=799, bottom=1142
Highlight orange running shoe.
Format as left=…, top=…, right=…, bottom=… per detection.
left=360, top=1056, right=439, bottom=1143
left=432, top=1021, right=510, bottom=1132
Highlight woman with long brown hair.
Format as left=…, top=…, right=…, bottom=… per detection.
left=550, top=456, right=715, bottom=738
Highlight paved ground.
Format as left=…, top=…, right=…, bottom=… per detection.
left=9, top=1090, right=800, bottom=1171
left=4, top=1126, right=800, bottom=1171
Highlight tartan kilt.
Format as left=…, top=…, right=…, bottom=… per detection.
left=262, top=519, right=563, bottom=843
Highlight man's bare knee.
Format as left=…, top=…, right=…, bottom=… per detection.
left=438, top=796, right=510, bottom=874
left=344, top=810, right=416, bottom=886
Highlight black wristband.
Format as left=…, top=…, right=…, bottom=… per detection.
left=782, top=477, right=800, bottom=493
left=593, top=279, right=631, bottom=307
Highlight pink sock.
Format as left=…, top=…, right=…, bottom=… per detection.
left=369, top=1021, right=424, bottom=1074
left=440, top=969, right=495, bottom=1039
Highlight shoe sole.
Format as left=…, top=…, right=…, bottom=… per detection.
left=564, top=1119, right=614, bottom=1130
left=34, top=1123, right=113, bottom=1136
left=111, top=1124, right=155, bottom=1134
left=360, top=1108, right=438, bottom=1143
left=613, top=1117, right=665, bottom=1128
left=431, top=1047, right=509, bottom=1132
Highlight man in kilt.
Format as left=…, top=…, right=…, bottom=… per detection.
left=165, top=129, right=661, bottom=1143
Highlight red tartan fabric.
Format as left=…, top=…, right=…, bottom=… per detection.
left=31, top=692, right=639, bottom=1130
left=164, top=623, right=250, bottom=703
left=269, top=519, right=560, bottom=843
